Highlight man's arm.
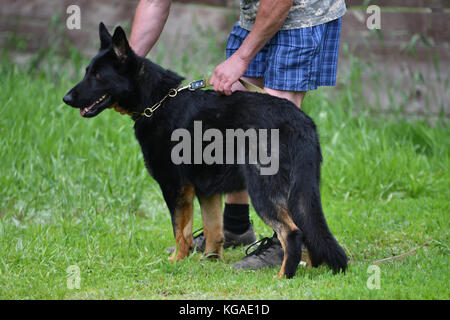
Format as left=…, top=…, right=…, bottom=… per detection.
left=130, top=0, right=172, bottom=57
left=210, top=0, right=293, bottom=95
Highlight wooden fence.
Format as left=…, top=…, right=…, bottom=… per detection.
left=0, top=0, right=448, bottom=59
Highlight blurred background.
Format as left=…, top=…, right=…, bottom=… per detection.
left=1, top=0, right=449, bottom=118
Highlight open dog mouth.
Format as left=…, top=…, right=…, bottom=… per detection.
left=80, top=94, right=112, bottom=118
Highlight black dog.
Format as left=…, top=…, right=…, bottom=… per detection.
left=63, top=23, right=347, bottom=278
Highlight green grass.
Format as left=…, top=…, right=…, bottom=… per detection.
left=0, top=43, right=448, bottom=300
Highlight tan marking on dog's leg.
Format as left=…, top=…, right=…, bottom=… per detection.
left=275, top=207, right=311, bottom=269
left=271, top=207, right=300, bottom=278
left=169, top=185, right=195, bottom=262
left=276, top=236, right=288, bottom=278
left=198, top=194, right=224, bottom=259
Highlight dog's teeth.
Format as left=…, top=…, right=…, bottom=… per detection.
left=89, top=95, right=107, bottom=109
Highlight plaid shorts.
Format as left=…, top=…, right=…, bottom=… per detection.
left=226, top=18, right=342, bottom=91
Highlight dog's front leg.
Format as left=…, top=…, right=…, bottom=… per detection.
left=167, top=184, right=195, bottom=262
left=198, top=194, right=224, bottom=259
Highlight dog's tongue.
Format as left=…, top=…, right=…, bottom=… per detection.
left=80, top=103, right=95, bottom=116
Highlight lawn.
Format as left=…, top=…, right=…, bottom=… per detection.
left=0, top=41, right=448, bottom=299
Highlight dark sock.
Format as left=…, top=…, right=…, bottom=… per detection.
left=223, top=203, right=251, bottom=234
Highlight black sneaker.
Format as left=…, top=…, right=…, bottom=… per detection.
left=223, top=224, right=257, bottom=249
left=166, top=225, right=257, bottom=253
left=231, top=236, right=284, bottom=270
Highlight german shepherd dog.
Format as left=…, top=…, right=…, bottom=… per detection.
left=63, top=23, right=347, bottom=278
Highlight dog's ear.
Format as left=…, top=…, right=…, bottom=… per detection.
left=99, top=22, right=112, bottom=49
left=112, top=26, right=130, bottom=61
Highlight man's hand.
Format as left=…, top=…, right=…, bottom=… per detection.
left=210, top=52, right=250, bottom=95
left=210, top=0, right=293, bottom=95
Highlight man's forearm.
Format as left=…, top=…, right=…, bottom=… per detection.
left=130, top=0, right=171, bottom=57
left=237, top=0, right=293, bottom=63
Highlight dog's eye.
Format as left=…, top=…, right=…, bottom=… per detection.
left=95, top=73, right=101, bottom=79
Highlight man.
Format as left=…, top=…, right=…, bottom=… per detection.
left=130, top=0, right=346, bottom=270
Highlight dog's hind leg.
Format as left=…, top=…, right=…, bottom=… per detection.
left=198, top=194, right=224, bottom=259
left=168, top=184, right=195, bottom=262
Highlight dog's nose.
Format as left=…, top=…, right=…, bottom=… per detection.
left=63, top=92, right=73, bottom=105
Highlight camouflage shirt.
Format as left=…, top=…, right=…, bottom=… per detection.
left=239, top=0, right=346, bottom=30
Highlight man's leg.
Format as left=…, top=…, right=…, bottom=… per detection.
left=263, top=88, right=306, bottom=109
left=224, top=76, right=263, bottom=227
left=222, top=76, right=264, bottom=240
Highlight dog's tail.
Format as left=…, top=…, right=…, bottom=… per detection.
left=287, top=133, right=347, bottom=273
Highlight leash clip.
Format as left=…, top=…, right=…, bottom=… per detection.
left=188, top=79, right=206, bottom=91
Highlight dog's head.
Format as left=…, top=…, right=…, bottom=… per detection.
left=63, top=23, right=138, bottom=118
